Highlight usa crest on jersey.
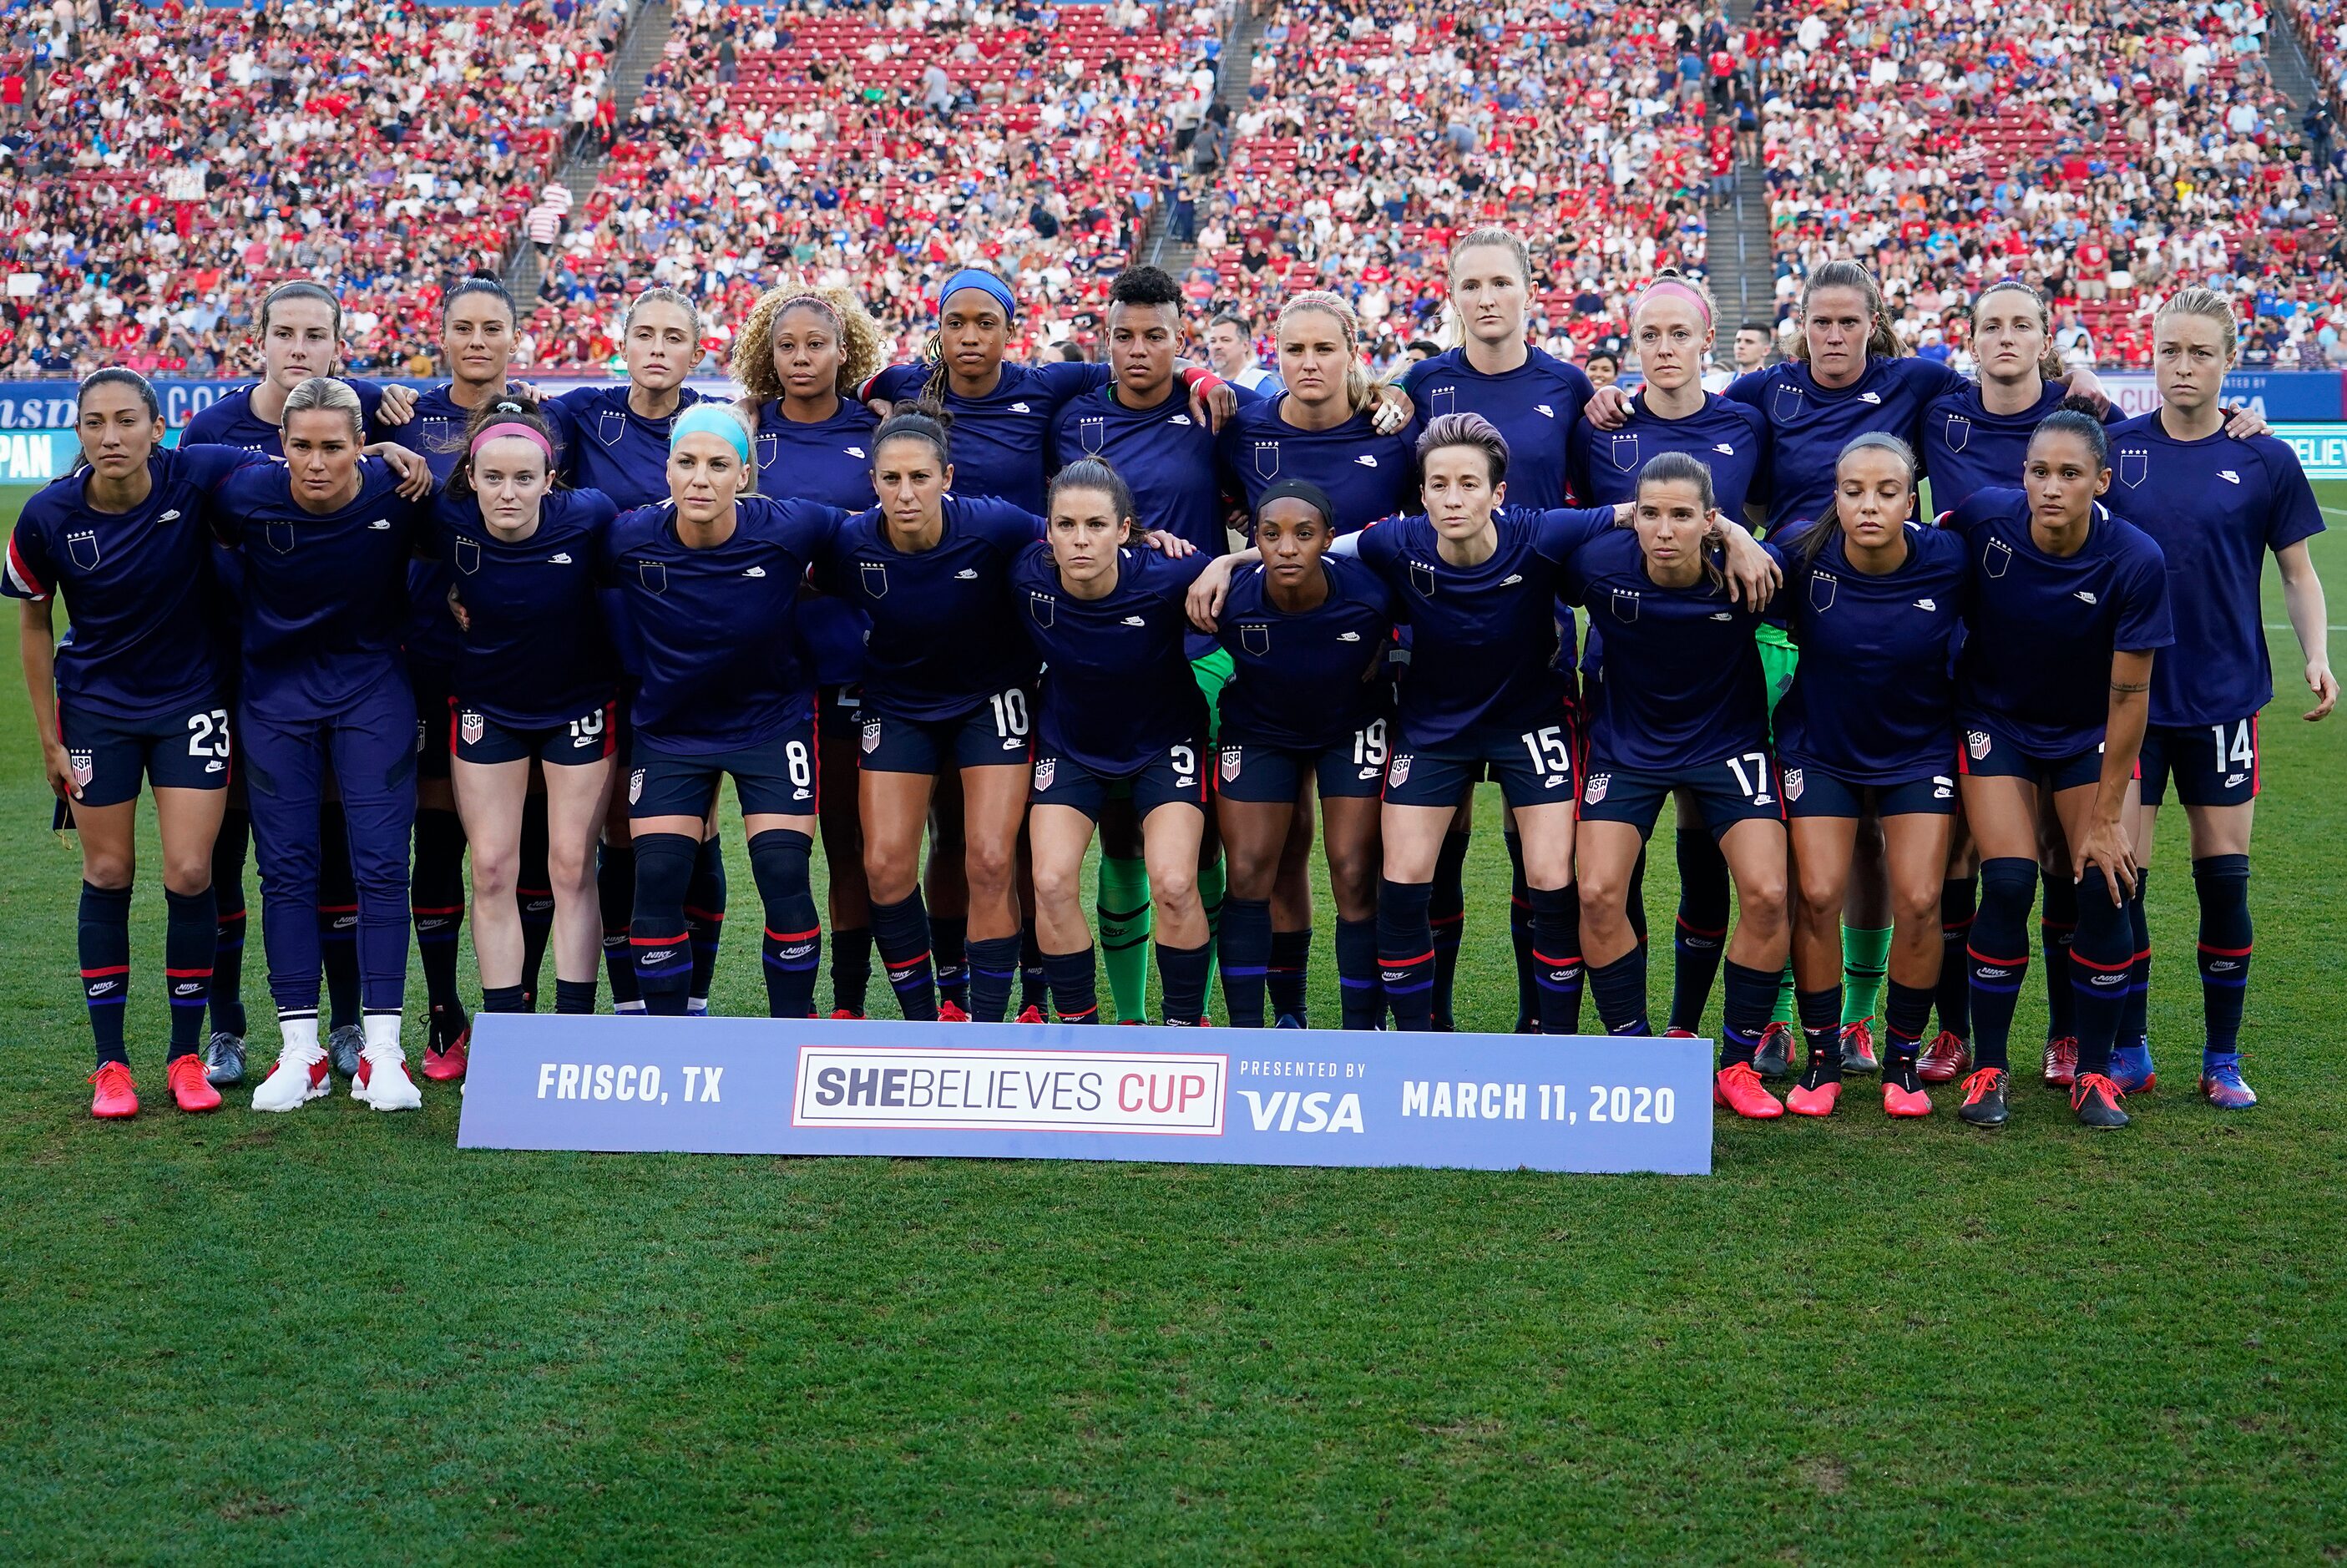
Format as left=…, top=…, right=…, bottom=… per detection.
left=1429, top=383, right=1457, bottom=418
left=69, top=749, right=94, bottom=789
left=861, top=560, right=888, bottom=599
left=265, top=521, right=296, bottom=555
left=460, top=709, right=485, bottom=746
left=1240, top=621, right=1271, bottom=657
left=757, top=431, right=779, bottom=474
left=1028, top=590, right=1055, bottom=629
left=1387, top=752, right=1412, bottom=786
left=596, top=408, right=627, bottom=447
left=1220, top=746, right=1242, bottom=781
left=64, top=529, right=100, bottom=572
left=1611, top=587, right=1640, bottom=623
left=1608, top=432, right=1641, bottom=472
left=861, top=718, right=882, bottom=755
left=2117, top=446, right=2148, bottom=488
left=635, top=559, right=668, bottom=594
left=1583, top=771, right=1610, bottom=804
left=1980, top=538, right=2011, bottom=579
left=1808, top=571, right=1837, bottom=612
left=453, top=537, right=481, bottom=576
left=1076, top=416, right=1107, bottom=457
left=1771, top=382, right=1805, bottom=423
left=422, top=415, right=463, bottom=456
left=629, top=767, right=645, bottom=803
left=1252, top=440, right=1281, bottom=480
left=1033, top=756, right=1055, bottom=792
left=1783, top=767, right=1805, bottom=802
left=1940, top=413, right=1970, bottom=454
left=1409, top=559, right=1436, bottom=599
left=1966, top=730, right=1991, bottom=760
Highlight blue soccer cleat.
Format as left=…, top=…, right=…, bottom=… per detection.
left=2107, top=1040, right=2157, bottom=1095
left=2200, top=1055, right=2258, bottom=1110
left=1273, top=1014, right=1306, bottom=1029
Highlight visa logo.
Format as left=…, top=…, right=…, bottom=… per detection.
left=1239, top=1089, right=1363, bottom=1132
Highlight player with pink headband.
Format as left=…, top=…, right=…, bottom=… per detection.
left=1567, top=269, right=1772, bottom=1046
left=427, top=394, right=624, bottom=1026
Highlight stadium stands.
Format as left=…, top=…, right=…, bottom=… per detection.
left=0, top=0, right=625, bottom=377
left=1750, top=0, right=2345, bottom=367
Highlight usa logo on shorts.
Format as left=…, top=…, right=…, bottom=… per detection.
left=1783, top=767, right=1804, bottom=802
left=1033, top=757, right=1055, bottom=792
left=1388, top=753, right=1412, bottom=787
left=861, top=718, right=883, bottom=755
left=459, top=710, right=485, bottom=746
left=629, top=768, right=645, bottom=804
left=1220, top=747, right=1242, bottom=781
left=69, top=750, right=94, bottom=789
left=1967, top=731, right=1991, bottom=760
left=1583, top=771, right=1610, bottom=805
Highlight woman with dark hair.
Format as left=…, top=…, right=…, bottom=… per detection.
left=733, top=285, right=889, bottom=1019
left=1944, top=402, right=2172, bottom=1130
left=1772, top=435, right=1969, bottom=1118
left=1563, top=453, right=1790, bottom=1120
left=7, top=371, right=271, bottom=1116
left=435, top=394, right=620, bottom=1027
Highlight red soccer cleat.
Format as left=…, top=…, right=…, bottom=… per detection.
left=1713, top=1060, right=1785, bottom=1120
left=828, top=1008, right=866, bottom=1020
left=1918, top=1029, right=1971, bottom=1084
left=938, top=1001, right=969, bottom=1022
left=2041, top=1035, right=2078, bottom=1089
left=1663, top=1027, right=1698, bottom=1039
left=422, top=1029, right=469, bottom=1082
left=89, top=1061, right=139, bottom=1120
left=1880, top=1060, right=1934, bottom=1119
left=1015, top=1005, right=1045, bottom=1024
left=1785, top=1078, right=1842, bottom=1117
left=166, top=1053, right=222, bottom=1114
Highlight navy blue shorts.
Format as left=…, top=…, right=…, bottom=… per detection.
left=409, top=660, right=455, bottom=781
left=58, top=697, right=233, bottom=807
left=1958, top=721, right=2110, bottom=792
left=1029, top=741, right=1208, bottom=822
left=630, top=717, right=819, bottom=820
left=860, top=687, right=1034, bottom=775
left=2139, top=717, right=2259, bottom=807
left=1579, top=747, right=1786, bottom=839
left=453, top=698, right=620, bottom=768
left=1216, top=716, right=1389, bottom=803
left=817, top=683, right=864, bottom=742
left=1383, top=717, right=1577, bottom=811
left=1781, top=761, right=1958, bottom=819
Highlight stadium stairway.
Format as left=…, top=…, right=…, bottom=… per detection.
left=505, top=0, right=675, bottom=303
left=2269, top=8, right=2323, bottom=110
left=1146, top=2, right=1266, bottom=276
left=1716, top=0, right=1773, bottom=326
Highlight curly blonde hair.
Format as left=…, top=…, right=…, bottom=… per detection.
left=731, top=286, right=885, bottom=405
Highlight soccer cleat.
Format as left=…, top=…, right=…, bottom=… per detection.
left=2041, top=1035, right=2077, bottom=1088
left=203, top=1030, right=246, bottom=1087
left=252, top=1044, right=331, bottom=1112
left=2200, top=1056, right=2258, bottom=1110
left=1663, top=1027, right=1698, bottom=1039
left=2070, top=1072, right=2130, bottom=1130
left=422, top=1031, right=469, bottom=1082
left=1838, top=1019, right=1881, bottom=1075
left=938, top=1002, right=970, bottom=1023
left=89, top=1061, right=139, bottom=1120
left=165, top=1054, right=223, bottom=1113
left=1956, top=1066, right=2010, bottom=1127
left=1918, top=1029, right=1971, bottom=1084
left=2107, top=1041, right=2156, bottom=1095
left=828, top=1008, right=866, bottom=1020
left=353, top=1045, right=422, bottom=1112
left=1274, top=1014, right=1306, bottom=1029
left=1016, top=1005, right=1045, bottom=1024
left=1881, top=1057, right=1933, bottom=1118
left=1751, top=1022, right=1795, bottom=1080
left=327, top=1024, right=365, bottom=1079
left=1713, top=1060, right=1785, bottom=1120
left=1784, top=1053, right=1843, bottom=1118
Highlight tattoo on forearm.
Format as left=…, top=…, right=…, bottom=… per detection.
left=2111, top=680, right=2149, bottom=694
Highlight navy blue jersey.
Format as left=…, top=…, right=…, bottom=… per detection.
left=1773, top=521, right=1970, bottom=780
left=1218, top=396, right=1419, bottom=535
left=4, top=446, right=266, bottom=719
left=1011, top=543, right=1215, bottom=772
left=1566, top=391, right=1770, bottom=518
left=1563, top=529, right=1782, bottom=769
left=753, top=397, right=882, bottom=688
left=599, top=496, right=847, bottom=753
left=1726, top=357, right=1965, bottom=535
left=1917, top=381, right=2082, bottom=512
left=428, top=488, right=621, bottom=727
left=863, top=360, right=1109, bottom=513
left=179, top=380, right=392, bottom=458
left=812, top=495, right=1044, bottom=722
left=1350, top=506, right=1612, bottom=750
left=387, top=381, right=519, bottom=669
left=1398, top=346, right=1591, bottom=508
left=1945, top=488, right=2173, bottom=756
left=1214, top=555, right=1394, bottom=748
left=211, top=458, right=427, bottom=721
left=2106, top=414, right=2325, bottom=726
left=545, top=383, right=706, bottom=510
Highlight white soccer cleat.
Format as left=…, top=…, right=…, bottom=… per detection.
left=251, top=1043, right=331, bottom=1112
left=353, top=1044, right=422, bottom=1111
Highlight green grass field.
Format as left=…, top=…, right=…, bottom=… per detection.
left=2, top=483, right=2341, bottom=1564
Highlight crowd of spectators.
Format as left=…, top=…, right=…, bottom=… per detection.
left=1750, top=0, right=2347, bottom=367
left=0, top=0, right=627, bottom=377
left=519, top=0, right=1232, bottom=369
left=1182, top=0, right=1728, bottom=376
